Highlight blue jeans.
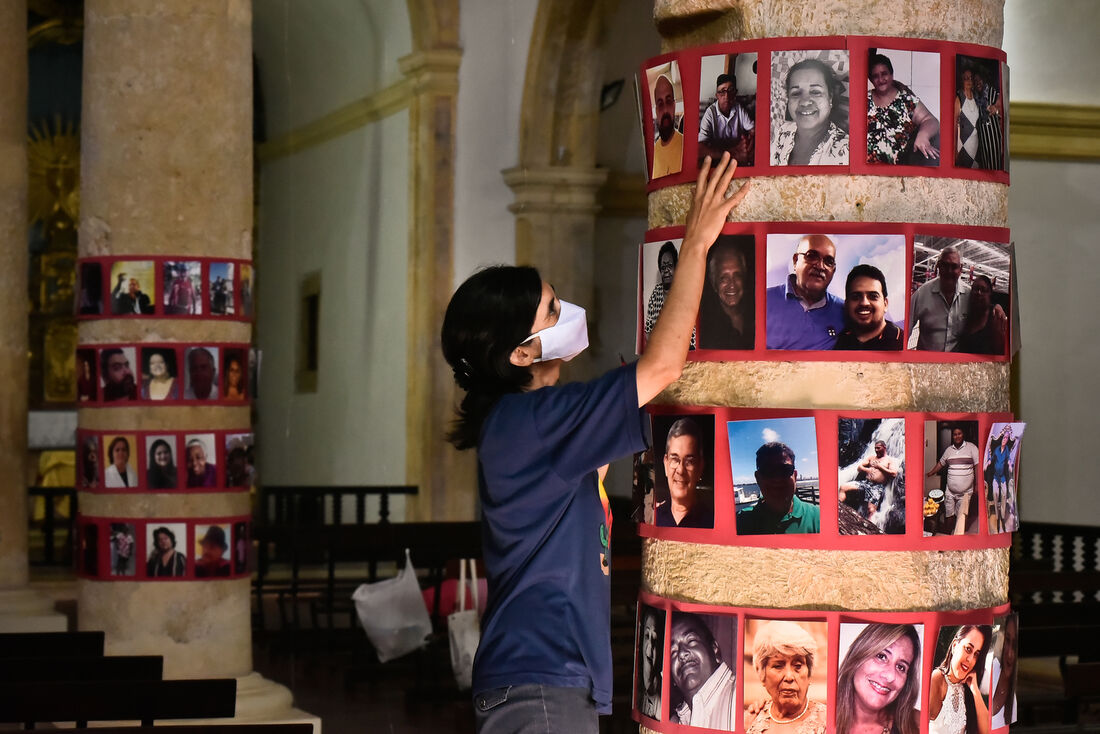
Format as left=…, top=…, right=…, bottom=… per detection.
left=473, top=684, right=598, bottom=734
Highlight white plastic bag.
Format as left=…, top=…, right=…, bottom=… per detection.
left=448, top=558, right=481, bottom=689
left=351, top=548, right=432, bottom=662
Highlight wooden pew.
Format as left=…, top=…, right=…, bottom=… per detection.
left=0, top=678, right=236, bottom=728
left=0, top=655, right=162, bottom=683
left=0, top=631, right=104, bottom=658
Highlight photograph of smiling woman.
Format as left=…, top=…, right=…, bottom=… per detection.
left=836, top=623, right=923, bottom=734
left=770, top=50, right=850, bottom=166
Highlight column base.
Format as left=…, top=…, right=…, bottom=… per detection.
left=233, top=671, right=319, bottom=730
left=0, top=587, right=68, bottom=632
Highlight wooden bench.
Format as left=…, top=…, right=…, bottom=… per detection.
left=0, top=631, right=104, bottom=658
left=0, top=655, right=162, bottom=682
left=0, top=678, right=236, bottom=728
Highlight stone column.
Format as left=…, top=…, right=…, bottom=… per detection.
left=77, top=1, right=312, bottom=724
left=641, top=0, right=1011, bottom=621
left=0, top=0, right=67, bottom=634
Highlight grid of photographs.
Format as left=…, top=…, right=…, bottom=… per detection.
left=633, top=596, right=1018, bottom=734
left=77, top=256, right=254, bottom=320
left=637, top=223, right=1013, bottom=361
left=634, top=406, right=1025, bottom=549
left=76, top=343, right=253, bottom=405
left=78, top=429, right=254, bottom=493
left=78, top=516, right=250, bottom=580
left=639, top=37, right=1008, bottom=189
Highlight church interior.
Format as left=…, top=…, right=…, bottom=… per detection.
left=5, top=0, right=1100, bottom=732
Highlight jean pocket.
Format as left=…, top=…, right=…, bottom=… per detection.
left=475, top=685, right=512, bottom=712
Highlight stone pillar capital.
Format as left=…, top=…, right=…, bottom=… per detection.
left=502, top=165, right=610, bottom=216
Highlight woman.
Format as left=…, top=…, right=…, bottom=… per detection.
left=746, top=621, right=827, bottom=734
left=442, top=155, right=749, bottom=733
left=930, top=626, right=991, bottom=734
left=836, top=624, right=921, bottom=734
left=953, top=275, right=1006, bottom=356
left=771, top=58, right=849, bottom=166
left=986, top=426, right=1017, bottom=533
left=645, top=242, right=677, bottom=336
left=989, top=616, right=1018, bottom=729
left=224, top=354, right=246, bottom=400
left=142, top=350, right=178, bottom=400
left=77, top=356, right=96, bottom=402
left=954, top=68, right=982, bottom=168
left=866, top=53, right=939, bottom=165
left=973, top=71, right=1004, bottom=170
left=103, top=436, right=137, bottom=488
left=146, top=526, right=186, bottom=577
left=146, top=439, right=178, bottom=489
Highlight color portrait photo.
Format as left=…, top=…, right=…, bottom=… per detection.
left=866, top=48, right=941, bottom=166
left=728, top=417, right=820, bottom=535
left=647, top=60, right=685, bottom=179
left=838, top=417, right=906, bottom=535
left=698, top=52, right=758, bottom=167
left=652, top=414, right=716, bottom=530
left=743, top=619, right=828, bottom=731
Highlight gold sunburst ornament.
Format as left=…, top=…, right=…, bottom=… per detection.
left=28, top=115, right=80, bottom=244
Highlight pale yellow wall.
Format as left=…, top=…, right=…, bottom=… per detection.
left=252, top=2, right=412, bottom=513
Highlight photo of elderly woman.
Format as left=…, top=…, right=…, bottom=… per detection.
left=103, top=434, right=138, bottom=488
left=145, top=435, right=178, bottom=489
left=184, top=433, right=218, bottom=488
left=836, top=623, right=923, bottom=734
left=743, top=619, right=828, bottom=733
left=984, top=422, right=1026, bottom=534
left=866, top=49, right=940, bottom=166
left=929, top=624, right=992, bottom=734
left=145, top=523, right=187, bottom=577
left=955, top=55, right=1004, bottom=171
left=652, top=414, right=716, bottom=529
left=838, top=418, right=906, bottom=535
left=699, top=235, right=755, bottom=350
left=641, top=239, right=695, bottom=350
left=635, top=604, right=665, bottom=721
left=669, top=611, right=737, bottom=730
left=770, top=50, right=849, bottom=166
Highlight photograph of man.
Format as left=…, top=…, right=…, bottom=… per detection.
left=109, top=522, right=136, bottom=576
left=838, top=417, right=905, bottom=535
left=654, top=416, right=715, bottom=529
left=909, top=244, right=968, bottom=351
left=955, top=55, right=1004, bottom=171
left=78, top=262, right=103, bottom=314
left=109, top=260, right=155, bottom=315
left=194, top=524, right=231, bottom=578
left=164, top=261, right=201, bottom=315
left=226, top=434, right=253, bottom=488
left=636, top=604, right=665, bottom=720
left=146, top=524, right=187, bottom=577
left=103, top=435, right=138, bottom=488
left=834, top=264, right=903, bottom=350
left=77, top=348, right=97, bottom=401
left=669, top=611, right=737, bottom=730
left=743, top=619, right=828, bottom=731
left=100, top=347, right=137, bottom=401
left=923, top=422, right=981, bottom=535
left=210, top=262, right=235, bottom=315
left=111, top=274, right=154, bottom=315
left=184, top=346, right=219, bottom=400
left=649, top=64, right=684, bottom=179
left=185, top=434, right=218, bottom=488
left=765, top=234, right=844, bottom=350
left=730, top=417, right=820, bottom=535
left=985, top=422, right=1025, bottom=534
left=698, top=52, right=756, bottom=167
left=699, top=235, right=754, bottom=350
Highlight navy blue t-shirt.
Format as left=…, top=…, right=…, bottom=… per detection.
left=472, top=362, right=649, bottom=713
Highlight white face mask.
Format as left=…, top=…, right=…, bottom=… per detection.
left=523, top=300, right=589, bottom=362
